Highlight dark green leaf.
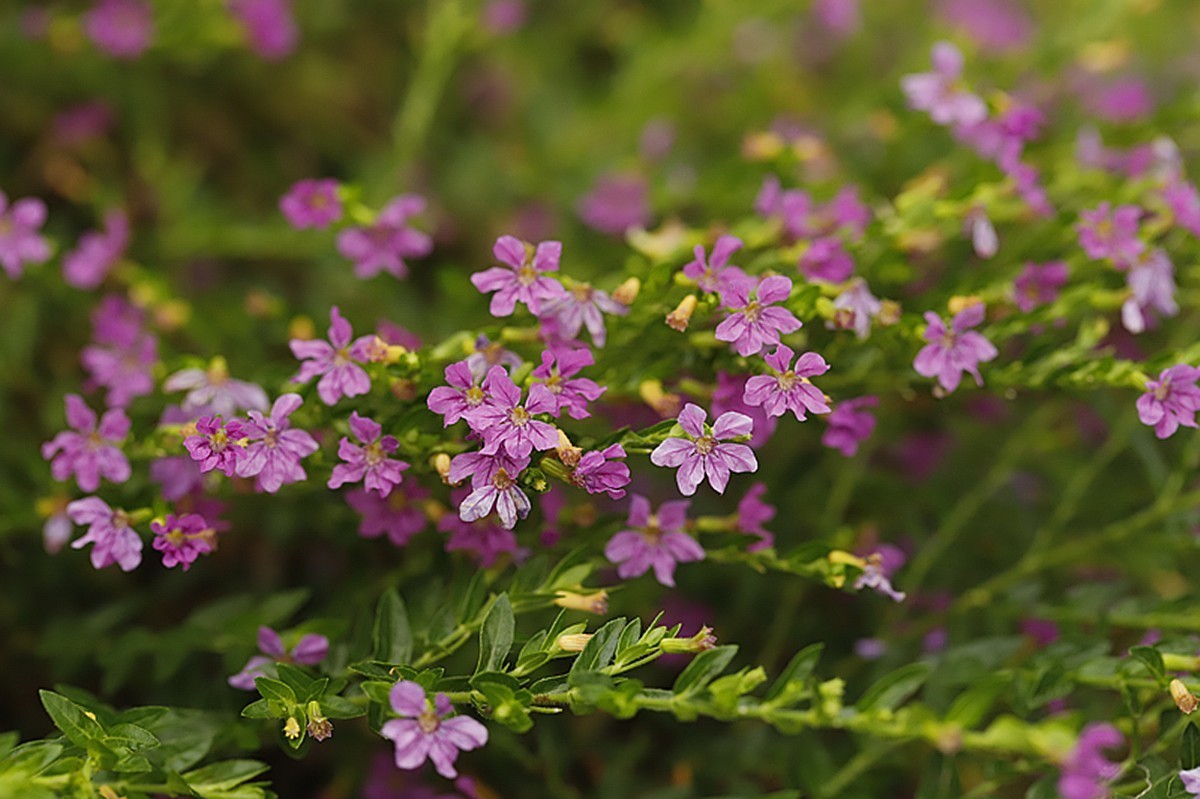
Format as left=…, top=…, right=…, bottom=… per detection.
left=674, top=646, right=738, bottom=694
left=857, top=663, right=931, bottom=712
left=38, top=691, right=105, bottom=750
left=1182, top=722, right=1200, bottom=770
left=476, top=594, right=515, bottom=675
left=765, top=643, right=824, bottom=702
left=1130, top=646, right=1166, bottom=684
left=569, top=618, right=625, bottom=677
left=253, top=677, right=296, bottom=706
left=373, top=589, right=414, bottom=666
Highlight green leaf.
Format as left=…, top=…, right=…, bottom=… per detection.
left=857, top=663, right=931, bottom=712
left=1182, top=722, right=1200, bottom=770
left=318, top=695, right=365, bottom=719
left=182, top=759, right=270, bottom=797
left=240, top=700, right=276, bottom=720
left=38, top=691, right=105, bottom=750
left=373, top=589, right=413, bottom=665
left=1130, top=646, right=1167, bottom=684
left=570, top=618, right=625, bottom=677
left=273, top=663, right=318, bottom=700
left=673, top=646, right=738, bottom=694
left=945, top=675, right=1007, bottom=728
left=103, top=723, right=159, bottom=751
left=765, top=643, right=824, bottom=702
left=476, top=594, right=515, bottom=675
left=253, top=677, right=296, bottom=706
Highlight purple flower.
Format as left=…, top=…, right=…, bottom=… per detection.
left=1137, top=365, right=1200, bottom=439
left=165, top=358, right=269, bottom=417
left=683, top=236, right=748, bottom=295
left=854, top=551, right=906, bottom=602
left=813, top=0, right=859, bottom=37
left=85, top=0, right=153, bottom=59
left=0, top=191, right=51, bottom=279
left=830, top=278, right=882, bottom=339
left=799, top=237, right=854, bottom=283
left=901, top=41, right=987, bottom=127
left=569, top=443, right=630, bottom=500
left=756, top=178, right=817, bottom=240
left=229, top=0, right=298, bottom=60
left=439, top=508, right=522, bottom=567
left=67, top=496, right=142, bottom=571
left=650, top=403, right=758, bottom=496
left=1077, top=203, right=1143, bottom=267
left=913, top=304, right=998, bottom=393
left=530, top=348, right=605, bottom=420
left=744, top=345, right=831, bottom=421
left=967, top=209, right=998, bottom=259
left=577, top=173, right=651, bottom=236
left=427, top=360, right=492, bottom=427
left=151, top=513, right=215, bottom=571
left=184, top=416, right=248, bottom=477
left=937, top=0, right=1032, bottom=53
left=40, top=498, right=73, bottom=554
left=347, top=484, right=430, bottom=547
left=472, top=366, right=559, bottom=458
left=237, top=394, right=319, bottom=492
left=62, top=210, right=128, bottom=290
left=337, top=195, right=432, bottom=280
left=1013, top=261, right=1069, bottom=312
left=328, top=413, right=409, bottom=497
left=1163, top=179, right=1200, bottom=237
left=1181, top=767, right=1200, bottom=797
left=290, top=306, right=374, bottom=405
left=604, top=495, right=703, bottom=587
left=381, top=681, right=488, bottom=780
left=540, top=282, right=627, bottom=347
left=715, top=275, right=801, bottom=357
left=471, top=236, right=566, bottom=317
left=457, top=459, right=531, bottom=530
left=42, top=394, right=131, bottom=492
left=712, top=371, right=777, bottom=448
left=1089, top=77, right=1154, bottom=123
left=1122, top=249, right=1178, bottom=334
left=53, top=101, right=115, bottom=146
left=80, top=296, right=157, bottom=408
left=279, top=179, right=341, bottom=229
left=150, top=455, right=205, bottom=502
left=735, top=483, right=775, bottom=551
left=228, top=626, right=329, bottom=690
left=1056, top=723, right=1123, bottom=799
left=465, top=335, right=523, bottom=382
left=822, top=396, right=878, bottom=456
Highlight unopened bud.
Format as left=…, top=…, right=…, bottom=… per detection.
left=364, top=335, right=408, bottom=364
left=612, top=277, right=641, bottom=306
left=665, top=295, right=698, bottom=332
left=1171, top=679, right=1198, bottom=714
left=948, top=295, right=983, bottom=316
left=556, top=633, right=593, bottom=652
left=639, top=379, right=682, bottom=418
left=306, top=701, right=333, bottom=741
left=554, top=590, right=609, bottom=615
left=283, top=716, right=302, bottom=740
left=556, top=430, right=582, bottom=468
left=877, top=300, right=901, bottom=326
left=661, top=626, right=717, bottom=654
left=430, top=453, right=453, bottom=484
left=288, top=315, right=316, bottom=342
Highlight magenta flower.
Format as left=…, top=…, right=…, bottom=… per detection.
left=472, top=366, right=559, bottom=458
left=336, top=195, right=432, bottom=280
left=715, top=275, right=801, bottom=357
left=80, top=296, right=157, bottom=408
left=290, top=306, right=374, bottom=406
left=901, top=41, right=987, bottom=126
left=744, top=346, right=831, bottom=421
left=1163, top=179, right=1200, bottom=237
left=150, top=455, right=204, bottom=502
left=1013, top=261, right=1069, bottom=312
left=62, top=210, right=128, bottom=290
left=830, top=278, right=882, bottom=339
left=279, top=179, right=341, bottom=229
left=1077, top=203, right=1143, bottom=267
left=184, top=416, right=248, bottom=476
left=1057, top=723, right=1123, bottom=799
left=540, top=282, right=627, bottom=347
left=42, top=394, right=131, bottom=492
left=228, top=626, right=329, bottom=690
left=483, top=0, right=528, bottom=34
left=440, top=508, right=522, bottom=567
left=67, top=497, right=142, bottom=572
left=813, top=0, right=859, bottom=36
left=229, top=0, right=298, bottom=60
left=427, top=360, right=492, bottom=427
left=457, top=460, right=531, bottom=531
left=347, top=484, right=429, bottom=547
left=756, top=178, right=817, bottom=240
left=822, top=396, right=878, bottom=456
left=531, top=348, right=605, bottom=420
left=164, top=359, right=269, bottom=417
left=381, top=681, right=488, bottom=780
left=651, top=403, right=758, bottom=496
left=735, top=483, right=775, bottom=551
left=576, top=173, right=651, bottom=235
left=85, top=0, right=153, bottom=59
left=569, top=443, right=631, bottom=500
left=1089, top=76, right=1153, bottom=123
left=967, top=210, right=998, bottom=259
left=1137, top=365, right=1200, bottom=439
left=1122, top=248, right=1178, bottom=334
left=604, top=495, right=703, bottom=587
left=150, top=513, right=215, bottom=571
left=237, top=394, right=319, bottom=492
left=471, top=236, right=566, bottom=317
left=799, top=237, right=854, bottom=284
left=328, top=412, right=409, bottom=497
left=683, top=236, right=748, bottom=295
left=913, top=304, right=998, bottom=393
left=937, top=0, right=1032, bottom=53
left=0, top=191, right=51, bottom=279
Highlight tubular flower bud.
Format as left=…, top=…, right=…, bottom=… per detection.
left=556, top=429, right=582, bottom=468
left=1171, top=679, right=1198, bottom=714
left=612, top=276, right=641, bottom=306
left=554, top=589, right=609, bottom=614
left=661, top=626, right=717, bottom=654
left=638, top=379, right=682, bottom=418
left=306, top=701, right=333, bottom=741
left=555, top=633, right=593, bottom=652
left=666, top=294, right=699, bottom=332
left=430, top=453, right=453, bottom=484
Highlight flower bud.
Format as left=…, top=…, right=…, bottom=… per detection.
left=1171, top=678, right=1198, bottom=714
left=306, top=701, right=333, bottom=741
left=612, top=276, right=641, bottom=306
left=661, top=626, right=717, bottom=654
left=556, top=633, right=593, bottom=652
left=948, top=295, right=983, bottom=315
left=638, top=379, right=682, bottom=418
left=430, top=453, right=453, bottom=484
left=556, top=429, right=582, bottom=468
left=665, top=295, right=699, bottom=332
left=554, top=589, right=609, bottom=615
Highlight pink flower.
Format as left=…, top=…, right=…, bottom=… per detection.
left=439, top=508, right=522, bottom=567
left=457, top=457, right=532, bottom=530
left=471, top=236, right=566, bottom=317
left=1121, top=249, right=1178, bottom=334
left=712, top=372, right=776, bottom=448
left=937, top=0, right=1032, bottom=53
left=854, top=550, right=906, bottom=602
left=150, top=456, right=204, bottom=502
left=465, top=335, right=523, bottom=382
left=540, top=283, right=627, bottom=347
left=1077, top=203, right=1143, bottom=267
left=80, top=295, right=157, bottom=408
left=799, top=237, right=854, bottom=283
left=229, top=0, right=298, bottom=60
left=966, top=209, right=998, bottom=259
left=604, top=495, right=703, bottom=587
left=482, top=0, right=527, bottom=35
left=164, top=359, right=269, bottom=417
left=279, top=179, right=341, bottom=229
left=1089, top=77, right=1154, bottom=123
left=42, top=394, right=131, bottom=492
left=1163, top=179, right=1200, bottom=236
left=913, top=304, right=998, bottom=393
left=1012, top=261, right=1069, bottom=312
left=471, top=366, right=559, bottom=459
left=1137, top=365, right=1200, bottom=439
left=756, top=177, right=817, bottom=239
left=683, top=236, right=748, bottom=295
left=901, top=41, right=987, bottom=126
left=822, top=396, right=877, bottom=456
left=237, top=394, right=319, bottom=492
left=228, top=626, right=329, bottom=690
left=336, top=195, right=432, bottom=280
left=0, top=191, right=51, bottom=279
left=569, top=443, right=630, bottom=500
left=650, top=403, right=758, bottom=496
left=85, top=0, right=153, bottom=59
left=347, top=484, right=430, bottom=547
left=67, top=496, right=142, bottom=571
left=62, top=210, right=128, bottom=289
left=743, top=345, right=831, bottom=421
left=813, top=0, right=859, bottom=37
left=290, top=306, right=374, bottom=405
left=427, top=360, right=491, bottom=427
left=577, top=174, right=651, bottom=235
left=530, top=347, right=605, bottom=420
left=151, top=513, right=215, bottom=571
left=328, top=412, right=409, bottom=497
left=715, top=275, right=801, bottom=357
left=184, top=416, right=248, bottom=476
left=381, top=681, right=488, bottom=780
left=1057, top=723, right=1123, bottom=799
left=830, top=278, right=882, bottom=339
left=735, top=483, right=775, bottom=551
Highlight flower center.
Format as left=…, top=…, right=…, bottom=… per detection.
left=365, top=441, right=385, bottom=465
left=742, top=300, right=762, bottom=323
left=465, top=386, right=485, bottom=405
left=509, top=406, right=530, bottom=426
left=211, top=430, right=229, bottom=450
left=0, top=217, right=12, bottom=235
left=544, top=373, right=563, bottom=394
left=518, top=264, right=538, bottom=286
left=333, top=347, right=350, bottom=366
left=263, top=428, right=279, bottom=449
left=492, top=468, right=515, bottom=490
left=166, top=527, right=186, bottom=547
left=484, top=343, right=506, bottom=365
left=695, top=435, right=716, bottom=455
left=388, top=491, right=409, bottom=511
left=777, top=371, right=799, bottom=390
left=571, top=283, right=594, bottom=302
left=418, top=710, right=440, bottom=734
left=1155, top=379, right=1171, bottom=401
left=642, top=514, right=663, bottom=543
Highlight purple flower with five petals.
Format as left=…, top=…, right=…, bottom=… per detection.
left=471, top=235, right=566, bottom=317
left=328, top=412, right=409, bottom=497
left=570, top=443, right=631, bottom=499
left=184, top=416, right=248, bottom=476
left=715, top=275, right=801, bottom=357
left=799, top=237, right=854, bottom=283
left=1122, top=248, right=1178, bottom=334
left=913, top=304, right=998, bottom=393
left=150, top=513, right=215, bottom=571
left=743, top=345, right=831, bottom=421
left=381, top=681, right=488, bottom=780
left=279, top=179, right=341, bottom=229
left=541, top=282, right=627, bottom=347
left=67, top=496, right=143, bottom=571
left=901, top=41, right=987, bottom=127
left=472, top=366, right=559, bottom=458
left=531, top=347, right=605, bottom=420
left=347, top=484, right=430, bottom=547
left=62, top=209, right=128, bottom=290
left=236, top=393, right=319, bottom=492
left=42, top=394, right=131, bottom=492
left=164, top=358, right=269, bottom=417
left=337, top=195, right=432, bottom=280
left=80, top=295, right=157, bottom=408
left=821, top=396, right=878, bottom=456
left=650, top=403, right=758, bottom=496
left=427, top=359, right=491, bottom=426
left=1012, top=261, right=1069, bottom=312
left=457, top=461, right=532, bottom=531
left=683, top=236, right=748, bottom=295
left=0, top=191, right=51, bottom=279
left=228, top=626, right=329, bottom=690
left=1137, top=365, right=1200, bottom=439
left=1077, top=203, right=1143, bottom=268
left=604, top=495, right=703, bottom=587
left=290, top=306, right=374, bottom=406
left=830, top=278, right=882, bottom=339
